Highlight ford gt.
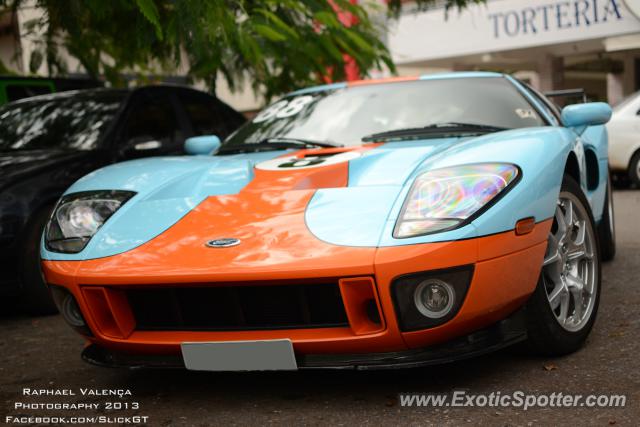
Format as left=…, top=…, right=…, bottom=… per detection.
left=40, top=72, right=615, bottom=370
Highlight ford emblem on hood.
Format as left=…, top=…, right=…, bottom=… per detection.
left=205, top=238, right=241, bottom=248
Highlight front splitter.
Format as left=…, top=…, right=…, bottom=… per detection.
left=81, top=308, right=527, bottom=371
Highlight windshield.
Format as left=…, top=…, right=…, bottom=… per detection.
left=224, top=77, right=545, bottom=148
left=0, top=91, right=125, bottom=151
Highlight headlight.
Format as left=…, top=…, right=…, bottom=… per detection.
left=45, top=190, right=136, bottom=253
left=394, top=163, right=519, bottom=238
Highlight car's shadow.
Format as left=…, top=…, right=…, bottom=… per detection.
left=0, top=304, right=558, bottom=401
left=86, top=346, right=547, bottom=405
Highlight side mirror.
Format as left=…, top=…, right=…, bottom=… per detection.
left=561, top=102, right=612, bottom=134
left=184, top=135, right=221, bottom=155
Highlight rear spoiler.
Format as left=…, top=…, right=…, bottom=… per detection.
left=543, top=89, right=587, bottom=103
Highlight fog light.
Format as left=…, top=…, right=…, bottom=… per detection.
left=391, top=266, right=473, bottom=331
left=414, top=280, right=455, bottom=318
left=49, top=285, right=92, bottom=336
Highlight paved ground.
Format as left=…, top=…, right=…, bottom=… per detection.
left=1, top=191, right=639, bottom=426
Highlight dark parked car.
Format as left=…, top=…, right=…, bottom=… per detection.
left=0, top=85, right=246, bottom=313
left=0, top=76, right=103, bottom=105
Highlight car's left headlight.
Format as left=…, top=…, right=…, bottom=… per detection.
left=45, top=190, right=136, bottom=253
left=394, top=163, right=520, bottom=238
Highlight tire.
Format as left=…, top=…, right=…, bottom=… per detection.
left=524, top=175, right=601, bottom=356
left=629, top=151, right=640, bottom=188
left=597, top=173, right=616, bottom=262
left=20, top=206, right=58, bottom=315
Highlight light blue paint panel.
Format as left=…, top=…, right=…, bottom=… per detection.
left=419, top=71, right=502, bottom=80
left=306, top=128, right=576, bottom=247
left=348, top=139, right=460, bottom=187
left=379, top=129, right=571, bottom=246
left=305, top=186, right=401, bottom=247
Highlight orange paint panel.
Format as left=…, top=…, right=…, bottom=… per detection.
left=339, top=277, right=386, bottom=336
left=82, top=287, right=124, bottom=339
left=247, top=163, right=347, bottom=191
left=84, top=327, right=401, bottom=355
left=477, top=219, right=551, bottom=261
left=65, top=237, right=545, bottom=355
left=373, top=224, right=549, bottom=349
left=42, top=260, right=80, bottom=286
left=103, top=288, right=136, bottom=338
left=400, top=242, right=547, bottom=349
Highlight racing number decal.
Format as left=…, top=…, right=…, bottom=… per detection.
left=252, top=96, right=315, bottom=123
left=256, top=151, right=361, bottom=171
left=277, top=156, right=327, bottom=168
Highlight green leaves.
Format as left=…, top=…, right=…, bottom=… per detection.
left=253, top=24, right=287, bottom=42
left=135, top=0, right=163, bottom=40
left=1, top=0, right=481, bottom=99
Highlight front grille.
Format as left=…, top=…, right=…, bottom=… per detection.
left=126, top=283, right=349, bottom=331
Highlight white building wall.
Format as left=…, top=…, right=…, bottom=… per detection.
left=389, top=0, right=640, bottom=66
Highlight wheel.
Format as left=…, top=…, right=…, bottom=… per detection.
left=597, top=173, right=616, bottom=262
left=525, top=175, right=601, bottom=356
left=20, top=206, right=58, bottom=315
left=629, top=151, right=640, bottom=188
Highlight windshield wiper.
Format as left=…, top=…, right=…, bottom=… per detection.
left=217, top=137, right=343, bottom=154
left=361, top=122, right=510, bottom=142
left=256, top=137, right=342, bottom=148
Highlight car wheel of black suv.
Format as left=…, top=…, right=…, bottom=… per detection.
left=525, top=175, right=601, bottom=356
left=20, top=206, right=57, bottom=315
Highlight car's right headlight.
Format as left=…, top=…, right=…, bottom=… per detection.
left=394, top=163, right=520, bottom=238
left=45, top=190, right=136, bottom=254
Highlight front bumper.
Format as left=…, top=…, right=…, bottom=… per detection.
left=81, top=308, right=527, bottom=370
left=42, top=220, right=550, bottom=364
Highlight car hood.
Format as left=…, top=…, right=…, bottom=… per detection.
left=43, top=138, right=465, bottom=261
left=43, top=127, right=567, bottom=264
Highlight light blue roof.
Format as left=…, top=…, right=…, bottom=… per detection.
left=286, top=71, right=505, bottom=96
left=419, top=71, right=504, bottom=80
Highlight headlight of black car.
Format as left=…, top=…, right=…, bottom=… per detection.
left=45, top=190, right=136, bottom=254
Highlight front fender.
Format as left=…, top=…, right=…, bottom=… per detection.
left=377, top=127, right=576, bottom=247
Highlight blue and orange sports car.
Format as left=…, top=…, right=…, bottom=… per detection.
left=41, top=72, right=615, bottom=370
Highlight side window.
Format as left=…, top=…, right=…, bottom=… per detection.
left=120, top=93, right=183, bottom=154
left=179, top=92, right=244, bottom=138
left=520, top=83, right=562, bottom=125
left=6, top=84, right=53, bottom=102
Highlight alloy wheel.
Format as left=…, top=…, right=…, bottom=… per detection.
left=542, top=192, right=598, bottom=332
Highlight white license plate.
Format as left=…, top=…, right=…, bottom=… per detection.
left=181, top=339, right=298, bottom=371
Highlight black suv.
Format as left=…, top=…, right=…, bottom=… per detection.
left=0, top=85, right=246, bottom=313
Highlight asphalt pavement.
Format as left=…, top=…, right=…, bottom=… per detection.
left=1, top=191, right=639, bottom=426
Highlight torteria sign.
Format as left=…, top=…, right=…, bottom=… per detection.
left=389, top=0, right=640, bottom=63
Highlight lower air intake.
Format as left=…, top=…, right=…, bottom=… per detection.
left=126, top=283, right=349, bottom=331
